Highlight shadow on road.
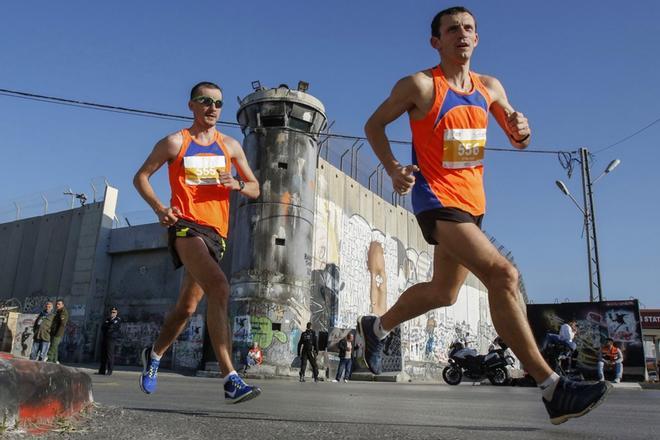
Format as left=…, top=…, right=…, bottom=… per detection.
left=122, top=406, right=540, bottom=433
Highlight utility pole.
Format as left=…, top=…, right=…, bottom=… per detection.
left=557, top=148, right=619, bottom=303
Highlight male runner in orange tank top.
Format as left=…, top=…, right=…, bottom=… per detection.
left=358, top=7, right=610, bottom=425
left=134, top=81, right=262, bottom=403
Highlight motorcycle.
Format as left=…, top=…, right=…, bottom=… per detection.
left=442, top=339, right=515, bottom=386
left=540, top=337, right=584, bottom=382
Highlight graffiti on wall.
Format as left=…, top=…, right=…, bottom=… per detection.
left=312, top=196, right=496, bottom=370
left=309, top=264, right=342, bottom=331
left=11, top=314, right=37, bottom=357
left=115, top=318, right=163, bottom=365
left=173, top=314, right=204, bottom=369
left=232, top=314, right=287, bottom=349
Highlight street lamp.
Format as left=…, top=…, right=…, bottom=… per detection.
left=555, top=148, right=621, bottom=303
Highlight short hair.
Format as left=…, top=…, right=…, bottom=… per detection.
left=431, top=6, right=477, bottom=38
left=605, top=337, right=614, bottom=343
left=45, top=301, right=53, bottom=305
left=111, top=307, right=118, bottom=312
left=306, top=322, right=312, bottom=329
left=190, top=81, right=223, bottom=100
left=55, top=299, right=64, bottom=304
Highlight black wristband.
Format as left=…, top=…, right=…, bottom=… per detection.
left=237, top=179, right=245, bottom=192
left=512, top=134, right=530, bottom=144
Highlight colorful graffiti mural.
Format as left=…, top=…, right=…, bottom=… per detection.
left=311, top=192, right=496, bottom=372
left=232, top=314, right=287, bottom=349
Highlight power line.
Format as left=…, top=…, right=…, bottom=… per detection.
left=593, top=116, right=660, bottom=154
left=0, top=87, right=570, bottom=154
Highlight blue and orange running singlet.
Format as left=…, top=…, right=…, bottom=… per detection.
left=410, top=65, right=493, bottom=217
left=168, top=129, right=232, bottom=237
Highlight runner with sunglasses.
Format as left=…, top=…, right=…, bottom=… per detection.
left=134, top=81, right=262, bottom=403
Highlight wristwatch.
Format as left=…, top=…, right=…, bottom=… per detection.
left=237, top=179, right=245, bottom=192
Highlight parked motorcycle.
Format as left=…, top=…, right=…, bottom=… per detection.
left=442, top=339, right=515, bottom=386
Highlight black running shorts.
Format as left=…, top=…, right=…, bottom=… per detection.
left=168, top=218, right=227, bottom=269
left=415, top=207, right=484, bottom=245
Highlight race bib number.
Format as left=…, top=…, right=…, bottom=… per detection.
left=184, top=155, right=227, bottom=185
left=442, top=128, right=486, bottom=169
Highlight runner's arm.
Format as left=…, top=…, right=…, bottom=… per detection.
left=133, top=133, right=182, bottom=225
left=365, top=76, right=422, bottom=194
left=364, top=76, right=420, bottom=175
left=481, top=75, right=531, bottom=149
left=221, top=136, right=260, bottom=199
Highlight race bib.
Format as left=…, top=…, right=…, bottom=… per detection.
left=184, top=155, right=227, bottom=185
left=442, top=128, right=486, bottom=169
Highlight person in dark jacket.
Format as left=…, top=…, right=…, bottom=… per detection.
left=98, top=307, right=122, bottom=375
left=297, top=322, right=319, bottom=382
left=30, top=301, right=54, bottom=361
left=333, top=333, right=359, bottom=382
left=47, top=299, right=69, bottom=363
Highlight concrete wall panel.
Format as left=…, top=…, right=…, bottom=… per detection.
left=343, top=177, right=360, bottom=216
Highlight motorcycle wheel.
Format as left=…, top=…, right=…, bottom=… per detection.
left=442, top=366, right=462, bottom=385
left=488, top=367, right=510, bottom=386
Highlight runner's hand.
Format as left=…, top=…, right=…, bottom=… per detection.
left=218, top=171, right=237, bottom=189
left=156, top=206, right=181, bottom=227
left=390, top=164, right=419, bottom=195
left=505, top=110, right=530, bottom=141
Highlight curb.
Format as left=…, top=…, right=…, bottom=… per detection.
left=0, top=353, right=93, bottom=430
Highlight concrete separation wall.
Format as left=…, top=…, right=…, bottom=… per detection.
left=0, top=353, right=93, bottom=430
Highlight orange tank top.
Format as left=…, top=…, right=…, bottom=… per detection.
left=168, top=129, right=232, bottom=237
left=409, top=65, right=493, bottom=216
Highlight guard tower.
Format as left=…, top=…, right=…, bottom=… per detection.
left=231, top=83, right=327, bottom=367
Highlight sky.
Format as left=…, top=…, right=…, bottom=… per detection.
left=1, top=0, right=659, bottom=308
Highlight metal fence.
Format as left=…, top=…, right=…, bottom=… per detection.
left=0, top=176, right=110, bottom=223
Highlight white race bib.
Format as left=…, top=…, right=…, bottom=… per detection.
left=184, top=155, right=227, bottom=186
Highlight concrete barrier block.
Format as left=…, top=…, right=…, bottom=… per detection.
left=0, top=353, right=93, bottom=429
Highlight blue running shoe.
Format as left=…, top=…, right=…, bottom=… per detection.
left=357, top=315, right=385, bottom=375
left=543, top=377, right=612, bottom=425
left=224, top=373, right=261, bottom=404
left=139, top=346, right=160, bottom=395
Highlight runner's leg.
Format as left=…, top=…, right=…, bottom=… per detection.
left=428, top=220, right=552, bottom=382
left=174, top=236, right=234, bottom=375
left=380, top=244, right=468, bottom=331
left=152, top=271, right=204, bottom=356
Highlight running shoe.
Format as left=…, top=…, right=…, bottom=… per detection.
left=543, top=377, right=612, bottom=425
left=224, top=373, right=261, bottom=404
left=139, top=346, right=160, bottom=395
left=357, top=315, right=386, bottom=375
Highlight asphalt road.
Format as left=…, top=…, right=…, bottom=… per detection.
left=11, top=367, right=660, bottom=439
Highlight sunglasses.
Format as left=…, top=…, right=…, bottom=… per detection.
left=192, top=96, right=223, bottom=109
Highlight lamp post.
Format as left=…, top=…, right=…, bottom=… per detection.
left=555, top=147, right=620, bottom=303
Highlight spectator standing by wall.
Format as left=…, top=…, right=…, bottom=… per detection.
left=98, top=307, right=122, bottom=375
left=47, top=299, right=68, bottom=363
left=297, top=322, right=319, bottom=382
left=30, top=301, right=54, bottom=361
left=333, top=333, right=357, bottom=383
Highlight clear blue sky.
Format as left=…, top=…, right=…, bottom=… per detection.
left=1, top=1, right=658, bottom=307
